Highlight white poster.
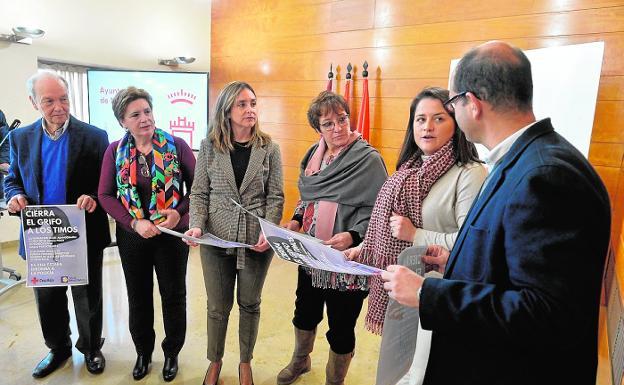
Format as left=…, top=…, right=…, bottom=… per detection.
left=259, top=218, right=382, bottom=276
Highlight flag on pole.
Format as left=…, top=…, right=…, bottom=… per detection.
left=356, top=61, right=370, bottom=141
left=326, top=64, right=334, bottom=91
left=344, top=63, right=355, bottom=132
left=344, top=62, right=353, bottom=104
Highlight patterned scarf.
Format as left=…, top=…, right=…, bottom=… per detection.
left=115, top=128, right=180, bottom=223
left=359, top=140, right=455, bottom=334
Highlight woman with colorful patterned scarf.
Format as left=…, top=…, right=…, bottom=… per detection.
left=98, top=86, right=195, bottom=382
left=345, top=87, right=486, bottom=385
left=277, top=91, right=388, bottom=385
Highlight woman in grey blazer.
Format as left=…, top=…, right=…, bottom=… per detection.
left=186, top=81, right=284, bottom=385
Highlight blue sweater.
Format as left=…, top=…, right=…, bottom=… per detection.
left=41, top=132, right=69, bottom=204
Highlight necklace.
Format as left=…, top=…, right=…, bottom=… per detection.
left=324, top=147, right=344, bottom=165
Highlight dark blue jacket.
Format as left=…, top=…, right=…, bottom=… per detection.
left=420, top=119, right=611, bottom=385
left=0, top=109, right=9, bottom=164
left=4, top=116, right=111, bottom=257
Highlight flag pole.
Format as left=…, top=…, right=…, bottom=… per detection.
left=356, top=61, right=370, bottom=141
left=345, top=62, right=353, bottom=130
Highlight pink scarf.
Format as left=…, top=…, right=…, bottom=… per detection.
left=359, top=140, right=456, bottom=334
left=303, top=131, right=360, bottom=241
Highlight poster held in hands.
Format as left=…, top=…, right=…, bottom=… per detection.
left=375, top=246, right=428, bottom=385
left=156, top=226, right=254, bottom=248
left=259, top=217, right=382, bottom=276
left=21, top=205, right=88, bottom=287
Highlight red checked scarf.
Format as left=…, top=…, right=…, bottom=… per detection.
left=359, top=140, right=455, bottom=334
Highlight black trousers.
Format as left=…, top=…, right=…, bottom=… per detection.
left=292, top=266, right=368, bottom=354
left=33, top=245, right=104, bottom=355
left=116, top=227, right=188, bottom=357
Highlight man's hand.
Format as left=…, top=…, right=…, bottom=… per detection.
left=134, top=219, right=161, bottom=239
left=323, top=231, right=353, bottom=251
left=0, top=163, right=9, bottom=174
left=389, top=212, right=417, bottom=242
left=76, top=195, right=97, bottom=213
left=422, top=245, right=450, bottom=274
left=184, top=227, right=202, bottom=247
left=7, top=194, right=28, bottom=213
left=252, top=233, right=270, bottom=252
left=157, top=209, right=181, bottom=229
left=381, top=265, right=425, bottom=308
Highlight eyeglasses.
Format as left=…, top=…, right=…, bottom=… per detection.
left=444, top=91, right=477, bottom=112
left=137, top=153, right=150, bottom=178
left=319, top=114, right=350, bottom=132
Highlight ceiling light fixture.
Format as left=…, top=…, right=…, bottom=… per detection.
left=0, top=26, right=45, bottom=45
left=158, top=56, right=196, bottom=66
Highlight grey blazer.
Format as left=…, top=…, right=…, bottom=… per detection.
left=189, top=138, right=284, bottom=268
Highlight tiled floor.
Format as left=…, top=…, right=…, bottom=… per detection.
left=0, top=241, right=613, bottom=385
left=0, top=242, right=381, bottom=385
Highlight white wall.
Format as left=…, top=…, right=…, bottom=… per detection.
left=0, top=0, right=211, bottom=123
left=0, top=0, right=211, bottom=243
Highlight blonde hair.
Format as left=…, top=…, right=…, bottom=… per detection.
left=208, top=81, right=271, bottom=153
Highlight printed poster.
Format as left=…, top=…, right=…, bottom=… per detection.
left=21, top=205, right=88, bottom=287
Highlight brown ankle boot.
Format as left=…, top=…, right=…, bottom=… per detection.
left=325, top=350, right=353, bottom=385
left=277, top=327, right=316, bottom=385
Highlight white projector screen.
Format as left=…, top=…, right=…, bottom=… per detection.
left=450, top=42, right=604, bottom=159
left=87, top=70, right=209, bottom=150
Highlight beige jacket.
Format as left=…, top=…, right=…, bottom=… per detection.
left=412, top=161, right=487, bottom=249
left=189, top=138, right=284, bottom=268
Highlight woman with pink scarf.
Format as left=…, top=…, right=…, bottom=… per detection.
left=277, top=91, right=387, bottom=385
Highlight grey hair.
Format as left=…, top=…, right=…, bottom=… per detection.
left=26, top=70, right=69, bottom=100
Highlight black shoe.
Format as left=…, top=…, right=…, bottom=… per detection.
left=133, top=354, right=151, bottom=381
left=32, top=349, right=72, bottom=378
left=163, top=356, right=178, bottom=382
left=85, top=350, right=106, bottom=374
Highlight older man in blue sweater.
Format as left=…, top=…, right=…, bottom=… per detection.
left=4, top=71, right=111, bottom=378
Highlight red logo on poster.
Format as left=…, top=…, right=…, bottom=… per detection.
left=170, top=116, right=196, bottom=148
left=168, top=89, right=196, bottom=105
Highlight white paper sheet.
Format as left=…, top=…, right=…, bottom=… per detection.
left=156, top=226, right=253, bottom=248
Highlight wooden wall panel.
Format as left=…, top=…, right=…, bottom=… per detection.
left=589, top=143, right=624, bottom=167
left=373, top=0, right=624, bottom=28
left=212, top=33, right=624, bottom=84
left=212, top=7, right=624, bottom=376
left=593, top=101, right=624, bottom=143
left=599, top=76, right=624, bottom=100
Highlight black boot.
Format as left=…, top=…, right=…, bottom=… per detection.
left=132, top=354, right=151, bottom=380
left=163, top=356, right=178, bottom=382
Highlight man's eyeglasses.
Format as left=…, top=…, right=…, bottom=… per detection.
left=137, top=153, right=150, bottom=178
left=320, top=114, right=350, bottom=132
left=444, top=91, right=476, bottom=112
